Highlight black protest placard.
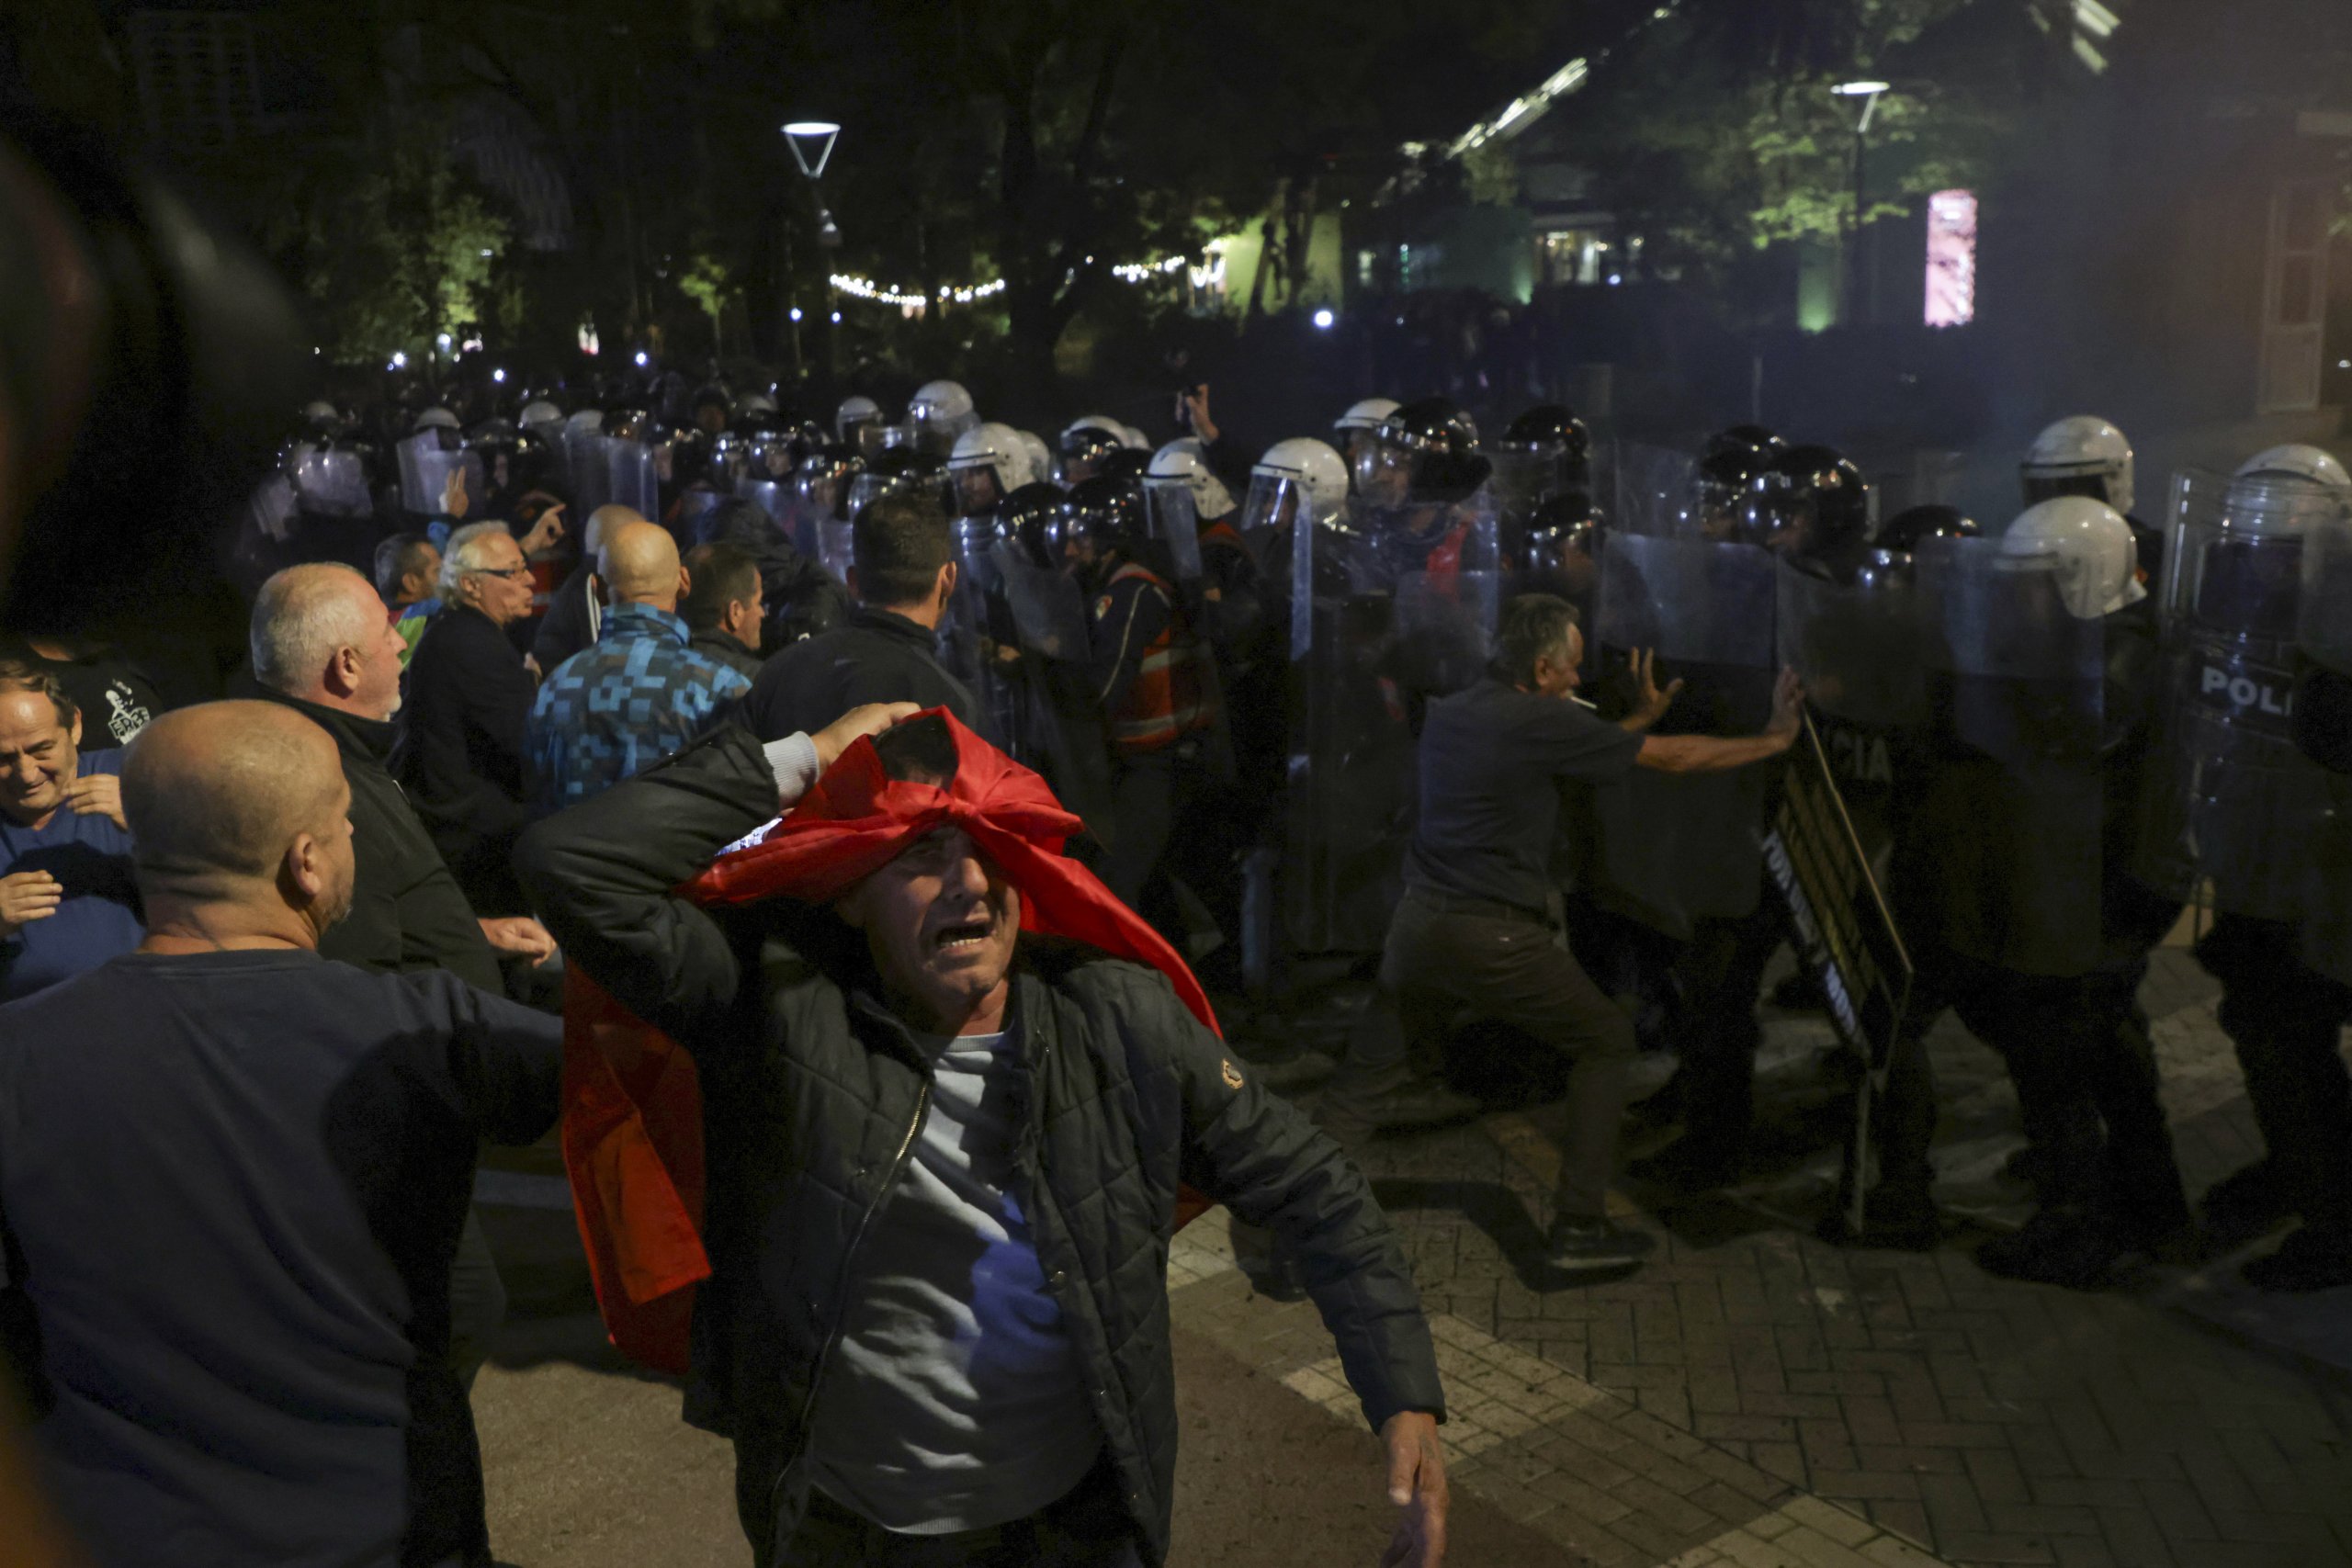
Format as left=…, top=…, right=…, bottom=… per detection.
left=1761, top=712, right=1914, bottom=1069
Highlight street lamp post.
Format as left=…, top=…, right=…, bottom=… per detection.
left=784, top=120, right=842, bottom=393
left=1831, top=81, right=1889, bottom=329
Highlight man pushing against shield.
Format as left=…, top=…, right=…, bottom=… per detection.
left=516, top=706, right=1447, bottom=1567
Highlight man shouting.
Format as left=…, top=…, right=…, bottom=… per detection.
left=516, top=707, right=1448, bottom=1567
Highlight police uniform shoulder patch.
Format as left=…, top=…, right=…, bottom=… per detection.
left=1220, top=1059, right=1244, bottom=1089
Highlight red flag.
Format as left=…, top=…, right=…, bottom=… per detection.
left=561, top=711, right=1217, bottom=1373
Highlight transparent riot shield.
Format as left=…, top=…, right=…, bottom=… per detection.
left=817, top=520, right=855, bottom=586
left=1774, top=556, right=1928, bottom=858
left=1487, top=448, right=1560, bottom=533
left=1143, top=481, right=1205, bottom=582
left=1282, top=499, right=1499, bottom=953
left=247, top=473, right=297, bottom=545
left=988, top=541, right=1118, bottom=833
left=991, top=542, right=1091, bottom=662
left=1914, top=536, right=2104, bottom=976
left=571, top=435, right=656, bottom=520
left=940, top=515, right=1020, bottom=748
left=397, top=432, right=485, bottom=518
left=736, top=477, right=790, bottom=525
left=1775, top=558, right=1928, bottom=732
left=2136, top=469, right=2335, bottom=920
left=1612, top=443, right=1699, bottom=539
left=292, top=447, right=372, bottom=518
left=1587, top=532, right=1779, bottom=935
left=2293, top=491, right=2352, bottom=985
left=1283, top=517, right=1414, bottom=953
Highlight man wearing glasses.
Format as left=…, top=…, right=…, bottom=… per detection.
left=395, top=523, right=544, bottom=915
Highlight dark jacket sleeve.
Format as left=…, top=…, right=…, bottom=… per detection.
left=1087, top=578, right=1171, bottom=716
left=1128, top=973, right=1446, bottom=1432
left=531, top=566, right=598, bottom=675
left=404, top=620, right=535, bottom=851
left=513, top=725, right=781, bottom=1041
left=405, top=969, right=565, bottom=1145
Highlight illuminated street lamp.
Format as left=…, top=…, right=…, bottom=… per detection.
left=783, top=118, right=842, bottom=385
left=1832, top=81, right=1890, bottom=326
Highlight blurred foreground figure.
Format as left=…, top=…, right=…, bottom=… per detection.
left=517, top=708, right=1450, bottom=1568
left=0, top=661, right=140, bottom=1001
left=0, top=701, right=560, bottom=1567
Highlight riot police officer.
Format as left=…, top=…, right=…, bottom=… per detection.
left=947, top=423, right=1037, bottom=517
left=907, top=378, right=981, bottom=457
left=1333, top=397, right=1401, bottom=490
left=2141, top=450, right=2352, bottom=1290
left=1062, top=480, right=1228, bottom=956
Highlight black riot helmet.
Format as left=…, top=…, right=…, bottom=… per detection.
left=1743, top=444, right=1870, bottom=559
left=843, top=446, right=953, bottom=520
left=794, top=444, right=867, bottom=523
left=1050, top=474, right=1148, bottom=570
left=1704, top=424, right=1784, bottom=466
left=1098, top=446, right=1152, bottom=486
left=1875, top=503, right=1979, bottom=555
left=998, top=480, right=1069, bottom=569
left=1521, top=490, right=1606, bottom=597
left=466, top=418, right=555, bottom=500
left=1499, top=403, right=1593, bottom=489
left=1057, top=423, right=1126, bottom=484
left=1362, top=396, right=1491, bottom=509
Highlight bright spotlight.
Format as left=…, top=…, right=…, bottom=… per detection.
left=492, top=367, right=506, bottom=383
left=635, top=351, right=649, bottom=367
left=1312, top=308, right=1335, bottom=330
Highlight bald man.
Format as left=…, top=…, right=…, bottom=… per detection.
left=0, top=702, right=560, bottom=1568
left=527, top=517, right=753, bottom=812
left=530, top=502, right=638, bottom=676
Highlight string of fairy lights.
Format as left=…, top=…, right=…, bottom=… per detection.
left=829, top=253, right=1209, bottom=311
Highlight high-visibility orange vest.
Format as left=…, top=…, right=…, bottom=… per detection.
left=1105, top=560, right=1215, bottom=755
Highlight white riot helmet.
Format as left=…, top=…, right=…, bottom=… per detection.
left=908, top=379, right=980, bottom=453
left=738, top=390, right=779, bottom=419
left=947, top=422, right=1030, bottom=514
left=1334, top=397, right=1402, bottom=486
left=2000, top=496, right=2144, bottom=618
left=414, top=406, right=461, bottom=432
left=2234, top=444, right=2352, bottom=493
left=1015, top=431, right=1053, bottom=491
left=836, top=394, right=884, bottom=452
left=519, top=400, right=564, bottom=432
left=1242, top=438, right=1351, bottom=534
left=2021, top=415, right=2135, bottom=517
left=1117, top=423, right=1150, bottom=451
left=1058, top=416, right=1127, bottom=483
left=565, top=409, right=605, bottom=435
left=1148, top=437, right=1236, bottom=521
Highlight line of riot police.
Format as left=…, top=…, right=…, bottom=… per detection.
left=243, top=368, right=2352, bottom=1292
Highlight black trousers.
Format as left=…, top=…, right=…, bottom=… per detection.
left=1102, top=749, right=1245, bottom=962
left=2199, top=913, right=2352, bottom=1232
left=1344, top=889, right=1638, bottom=1218
left=774, top=1454, right=1141, bottom=1568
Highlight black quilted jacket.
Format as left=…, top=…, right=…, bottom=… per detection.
left=514, top=725, right=1444, bottom=1564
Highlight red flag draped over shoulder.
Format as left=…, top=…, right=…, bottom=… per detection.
left=560, top=710, right=1219, bottom=1373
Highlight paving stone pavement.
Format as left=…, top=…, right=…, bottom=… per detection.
left=1195, top=944, right=2352, bottom=1568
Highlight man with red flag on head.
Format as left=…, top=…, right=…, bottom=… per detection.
left=515, top=706, right=1449, bottom=1567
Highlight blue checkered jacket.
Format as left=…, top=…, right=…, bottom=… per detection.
left=528, top=603, right=753, bottom=813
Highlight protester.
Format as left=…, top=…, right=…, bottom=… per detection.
left=0, top=636, right=162, bottom=746
left=0, top=662, right=141, bottom=1001
left=395, top=521, right=541, bottom=913
left=745, top=491, right=987, bottom=739
left=373, top=531, right=443, bottom=668
left=1317, top=597, right=1803, bottom=1274
left=531, top=503, right=633, bottom=677
left=681, top=539, right=766, bottom=680
left=516, top=707, right=1449, bottom=1568
left=529, top=520, right=752, bottom=812
left=252, top=563, right=557, bottom=983
left=0, top=701, right=562, bottom=1568
left=695, top=494, right=853, bottom=650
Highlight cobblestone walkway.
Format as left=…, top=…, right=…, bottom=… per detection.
left=1190, top=946, right=2352, bottom=1568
